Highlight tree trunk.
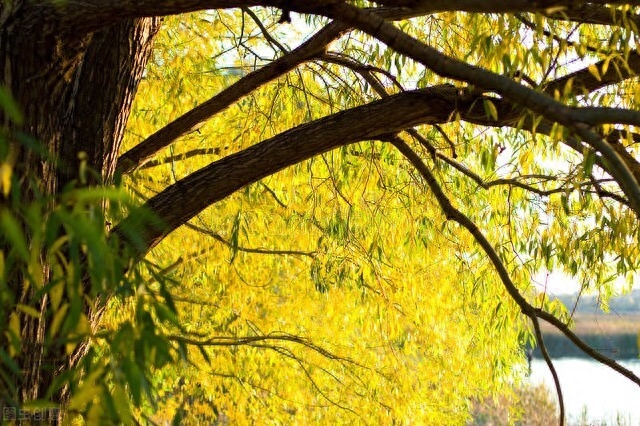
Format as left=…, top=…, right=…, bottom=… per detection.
left=1, top=3, right=160, bottom=408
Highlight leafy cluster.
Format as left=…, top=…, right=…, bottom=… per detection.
left=116, top=11, right=528, bottom=424
left=0, top=128, right=184, bottom=421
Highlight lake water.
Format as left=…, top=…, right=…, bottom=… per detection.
left=529, top=358, right=640, bottom=425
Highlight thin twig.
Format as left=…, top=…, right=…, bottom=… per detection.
left=184, top=222, right=316, bottom=258
left=532, top=315, right=564, bottom=425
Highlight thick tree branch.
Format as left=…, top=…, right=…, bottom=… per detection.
left=116, top=2, right=640, bottom=179
left=34, top=0, right=638, bottom=35
left=114, top=82, right=640, bottom=258
left=299, top=2, right=640, bottom=212
left=543, top=51, right=640, bottom=96
left=319, top=51, right=631, bottom=207
left=117, top=20, right=348, bottom=174
left=570, top=107, right=640, bottom=126
left=372, top=0, right=639, bottom=12
left=319, top=50, right=638, bottom=208
left=544, top=3, right=640, bottom=28
left=117, top=6, right=439, bottom=174
left=38, top=1, right=270, bottom=33
left=112, top=86, right=471, bottom=256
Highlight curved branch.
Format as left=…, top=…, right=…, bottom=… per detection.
left=116, top=5, right=453, bottom=175
left=535, top=307, right=640, bottom=385
left=431, top=138, right=631, bottom=205
left=115, top=82, right=640, bottom=259
left=390, top=136, right=532, bottom=307
left=112, top=86, right=471, bottom=257
left=531, top=315, right=565, bottom=425
left=354, top=1, right=633, bottom=16
left=137, top=148, right=221, bottom=169
left=303, top=2, right=640, bottom=212
left=544, top=3, right=640, bottom=28
left=44, top=0, right=624, bottom=34
left=117, top=19, right=348, bottom=174
left=389, top=136, right=640, bottom=392
left=168, top=331, right=372, bottom=380
left=319, top=51, right=632, bottom=208
left=316, top=9, right=640, bottom=192
left=543, top=51, right=640, bottom=96
left=184, top=222, right=315, bottom=257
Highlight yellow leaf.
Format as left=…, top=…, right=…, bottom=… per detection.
left=588, top=64, right=601, bottom=81
left=16, top=304, right=41, bottom=318
left=66, top=313, right=91, bottom=355
left=0, top=163, right=11, bottom=198
left=483, top=99, right=499, bottom=121
left=544, top=6, right=566, bottom=14
left=602, top=56, right=611, bottom=76
left=65, top=341, right=76, bottom=355
left=50, top=281, right=64, bottom=310
left=563, top=78, right=574, bottom=98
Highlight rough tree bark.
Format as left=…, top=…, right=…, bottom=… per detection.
left=1, top=2, right=160, bottom=405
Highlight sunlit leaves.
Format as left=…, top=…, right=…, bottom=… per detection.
left=128, top=14, right=526, bottom=420
left=111, top=3, right=640, bottom=424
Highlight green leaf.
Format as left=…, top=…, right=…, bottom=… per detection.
left=0, top=348, right=20, bottom=375
left=483, top=99, right=498, bottom=121
left=229, top=211, right=241, bottom=263
left=6, top=312, right=20, bottom=356
left=0, top=210, right=29, bottom=260
left=49, top=303, right=69, bottom=339
left=0, top=86, right=23, bottom=125
left=583, top=152, right=596, bottom=176
left=122, top=359, right=147, bottom=406
left=112, top=383, right=133, bottom=423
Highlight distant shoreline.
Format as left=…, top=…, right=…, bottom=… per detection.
left=531, top=313, right=640, bottom=359
left=540, top=312, right=640, bottom=335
